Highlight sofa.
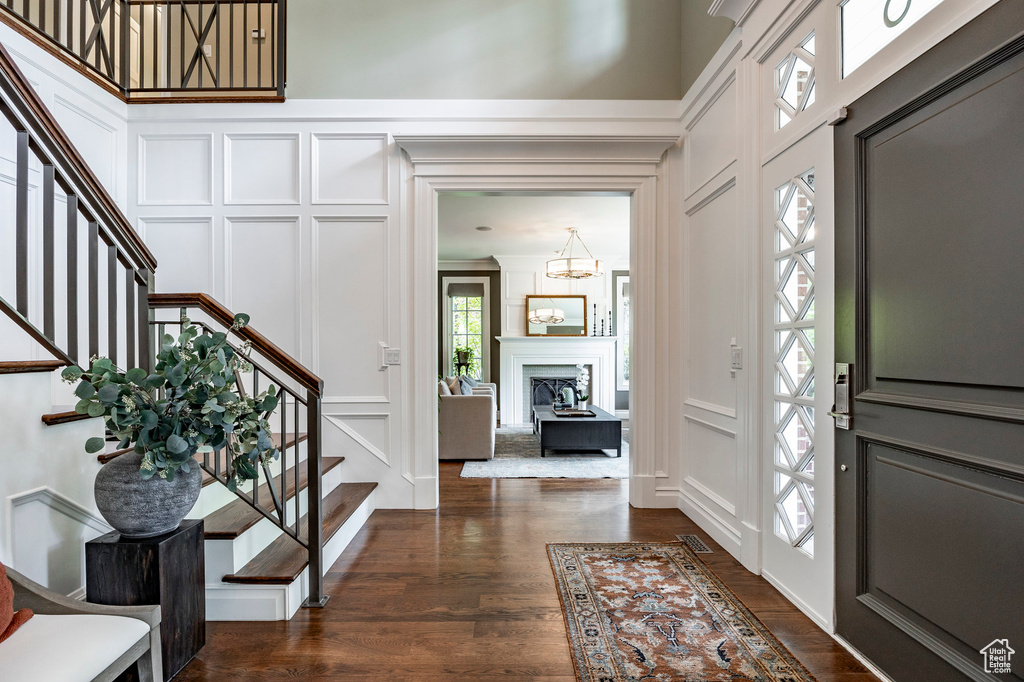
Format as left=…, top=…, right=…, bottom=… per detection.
left=1, top=567, right=163, bottom=681
left=439, top=377, right=496, bottom=460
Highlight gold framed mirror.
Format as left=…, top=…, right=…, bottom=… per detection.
left=525, top=295, right=588, bottom=337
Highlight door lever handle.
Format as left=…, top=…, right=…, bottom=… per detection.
left=832, top=363, right=853, bottom=430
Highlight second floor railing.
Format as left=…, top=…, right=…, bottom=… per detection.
left=0, top=0, right=285, bottom=100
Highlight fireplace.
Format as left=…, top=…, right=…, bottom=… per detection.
left=498, top=336, right=616, bottom=426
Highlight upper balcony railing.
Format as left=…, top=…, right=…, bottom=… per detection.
left=0, top=0, right=285, bottom=101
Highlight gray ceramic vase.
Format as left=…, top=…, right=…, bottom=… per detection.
left=94, top=450, right=202, bottom=538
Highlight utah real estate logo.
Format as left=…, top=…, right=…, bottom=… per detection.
left=980, top=639, right=1014, bottom=675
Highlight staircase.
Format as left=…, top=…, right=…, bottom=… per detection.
left=0, top=42, right=376, bottom=620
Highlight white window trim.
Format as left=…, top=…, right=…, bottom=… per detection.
left=441, top=275, right=491, bottom=381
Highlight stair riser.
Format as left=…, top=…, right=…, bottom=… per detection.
left=202, top=462, right=345, bottom=579
left=206, top=490, right=375, bottom=621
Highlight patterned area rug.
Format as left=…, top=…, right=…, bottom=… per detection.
left=460, top=427, right=629, bottom=479
left=548, top=542, right=816, bottom=682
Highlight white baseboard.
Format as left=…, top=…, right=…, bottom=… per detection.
left=761, top=568, right=831, bottom=632
left=677, top=490, right=742, bottom=559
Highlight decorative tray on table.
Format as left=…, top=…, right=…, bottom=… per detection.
left=552, top=409, right=596, bottom=417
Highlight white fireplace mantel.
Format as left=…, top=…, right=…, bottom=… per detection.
left=497, top=336, right=617, bottom=426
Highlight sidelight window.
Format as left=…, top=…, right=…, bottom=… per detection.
left=772, top=168, right=817, bottom=556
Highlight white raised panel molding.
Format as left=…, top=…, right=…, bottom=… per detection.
left=224, top=216, right=302, bottom=358
left=138, top=133, right=213, bottom=205
left=311, top=133, right=390, bottom=205
left=684, top=73, right=738, bottom=199
left=224, top=133, right=301, bottom=205
left=312, top=216, right=390, bottom=401
left=324, top=414, right=390, bottom=466
left=496, top=336, right=616, bottom=426
left=138, top=217, right=216, bottom=295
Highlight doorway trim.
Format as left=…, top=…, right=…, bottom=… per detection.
left=395, top=135, right=677, bottom=509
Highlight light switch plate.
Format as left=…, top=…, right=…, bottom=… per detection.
left=731, top=345, right=743, bottom=370
left=385, top=348, right=401, bottom=365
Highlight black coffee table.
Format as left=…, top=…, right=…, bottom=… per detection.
left=533, top=405, right=622, bottom=457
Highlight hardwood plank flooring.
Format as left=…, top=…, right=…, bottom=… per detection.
left=178, top=463, right=878, bottom=681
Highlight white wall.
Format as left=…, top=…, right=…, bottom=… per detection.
left=126, top=100, right=680, bottom=509
left=493, top=255, right=627, bottom=338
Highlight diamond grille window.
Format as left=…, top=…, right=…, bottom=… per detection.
left=775, top=33, right=816, bottom=130
left=773, top=168, right=816, bottom=555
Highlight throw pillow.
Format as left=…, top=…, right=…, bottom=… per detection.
left=461, top=375, right=479, bottom=388
left=445, top=376, right=461, bottom=395
left=438, top=380, right=452, bottom=396
left=0, top=561, right=33, bottom=644
left=459, top=378, right=474, bottom=396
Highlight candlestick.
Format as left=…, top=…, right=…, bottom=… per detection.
left=600, top=319, right=605, bottom=336
left=593, top=304, right=598, bottom=337
left=608, top=311, right=613, bottom=336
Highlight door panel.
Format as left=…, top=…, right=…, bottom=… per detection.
left=835, top=2, right=1024, bottom=680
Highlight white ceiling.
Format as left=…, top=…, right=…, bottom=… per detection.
left=437, top=193, right=630, bottom=262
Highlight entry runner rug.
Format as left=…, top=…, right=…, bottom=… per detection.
left=460, top=427, right=628, bottom=479
left=548, top=542, right=816, bottom=681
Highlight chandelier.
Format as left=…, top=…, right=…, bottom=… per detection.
left=528, top=307, right=565, bottom=324
left=546, top=228, right=604, bottom=279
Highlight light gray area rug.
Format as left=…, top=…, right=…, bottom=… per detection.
left=460, top=427, right=629, bottom=479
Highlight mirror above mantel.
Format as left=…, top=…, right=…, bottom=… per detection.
left=526, top=295, right=587, bottom=337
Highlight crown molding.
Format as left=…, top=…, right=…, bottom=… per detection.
left=709, top=0, right=762, bottom=25
left=393, top=135, right=679, bottom=166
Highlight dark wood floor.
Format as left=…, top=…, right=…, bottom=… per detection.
left=178, top=463, right=877, bottom=681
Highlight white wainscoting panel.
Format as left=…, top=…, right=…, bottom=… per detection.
left=311, top=133, right=389, bottom=205
left=685, top=184, right=739, bottom=413
left=225, top=133, right=301, bottom=205
left=685, top=75, right=737, bottom=198
left=683, top=415, right=738, bottom=517
left=138, top=134, right=213, bottom=205
left=226, top=217, right=302, bottom=357
left=140, top=217, right=216, bottom=294
left=52, top=95, right=117, bottom=194
left=314, top=217, right=389, bottom=401
left=324, top=414, right=390, bottom=466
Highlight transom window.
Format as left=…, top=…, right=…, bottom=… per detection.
left=842, top=0, right=946, bottom=77
left=775, top=32, right=816, bottom=130
left=772, top=168, right=816, bottom=556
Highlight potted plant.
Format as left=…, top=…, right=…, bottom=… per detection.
left=453, top=346, right=473, bottom=371
left=62, top=313, right=280, bottom=538
left=575, top=364, right=591, bottom=410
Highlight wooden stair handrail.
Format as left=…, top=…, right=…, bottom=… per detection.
left=0, top=43, right=157, bottom=272
left=148, top=293, right=323, bottom=396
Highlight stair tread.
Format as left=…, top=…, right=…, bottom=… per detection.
left=0, top=360, right=66, bottom=374
left=222, top=481, right=377, bottom=584
left=203, top=455, right=345, bottom=539
left=42, top=410, right=94, bottom=425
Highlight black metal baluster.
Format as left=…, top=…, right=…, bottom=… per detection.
left=42, top=164, right=55, bottom=337
left=197, top=0, right=202, bottom=88
left=15, top=130, right=28, bottom=316
left=215, top=0, right=220, bottom=87
left=66, top=193, right=79, bottom=362
left=252, top=367, right=260, bottom=508
left=228, top=0, right=233, bottom=88
left=107, top=244, right=118, bottom=366
left=152, top=3, right=159, bottom=88
left=138, top=1, right=145, bottom=89
left=305, top=391, right=324, bottom=605
left=242, top=0, right=247, bottom=88
left=256, top=0, right=261, bottom=86
left=137, top=269, right=150, bottom=372
left=121, top=0, right=130, bottom=91
left=125, top=267, right=135, bottom=368
left=88, top=221, right=99, bottom=359
left=277, top=0, right=286, bottom=97
left=79, top=0, right=86, bottom=62
left=53, top=0, right=61, bottom=42
left=179, top=0, right=184, bottom=87
left=269, top=0, right=274, bottom=86
left=280, top=390, right=287, bottom=526
left=293, top=394, right=299, bottom=537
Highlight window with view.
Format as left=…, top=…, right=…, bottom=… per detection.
left=450, top=294, right=484, bottom=380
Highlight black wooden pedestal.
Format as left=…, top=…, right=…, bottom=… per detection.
left=86, top=519, right=205, bottom=681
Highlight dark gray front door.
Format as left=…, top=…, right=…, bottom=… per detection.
left=834, top=3, right=1024, bottom=681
